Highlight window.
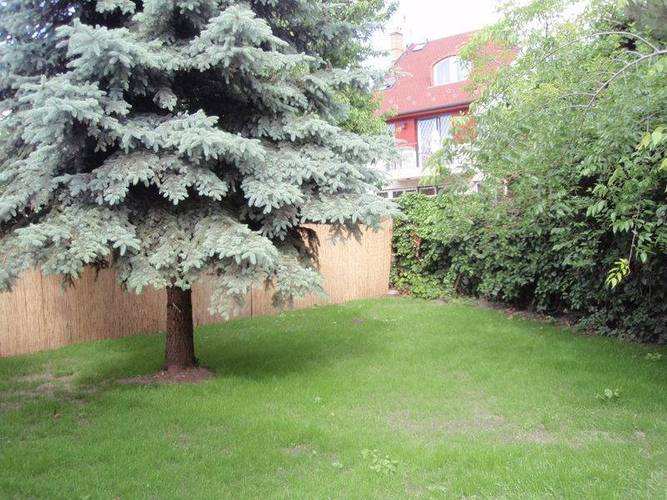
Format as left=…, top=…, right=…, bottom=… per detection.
left=381, top=76, right=397, bottom=90
left=433, top=56, right=469, bottom=86
left=417, top=114, right=450, bottom=166
left=412, top=41, right=428, bottom=51
left=418, top=186, right=436, bottom=196
left=384, top=188, right=420, bottom=200
left=387, top=123, right=396, bottom=136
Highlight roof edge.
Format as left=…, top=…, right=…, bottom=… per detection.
left=385, top=101, right=472, bottom=119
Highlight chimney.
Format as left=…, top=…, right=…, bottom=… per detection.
left=389, top=30, right=404, bottom=61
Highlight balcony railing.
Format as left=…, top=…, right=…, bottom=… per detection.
left=381, top=147, right=421, bottom=180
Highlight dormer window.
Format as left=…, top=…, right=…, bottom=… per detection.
left=433, top=56, right=469, bottom=86
left=411, top=40, right=428, bottom=51
left=381, top=76, right=397, bottom=90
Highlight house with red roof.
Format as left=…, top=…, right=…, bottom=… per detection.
left=377, top=31, right=480, bottom=198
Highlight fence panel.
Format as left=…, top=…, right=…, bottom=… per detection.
left=0, top=221, right=392, bottom=357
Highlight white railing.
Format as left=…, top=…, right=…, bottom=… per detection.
left=378, top=147, right=422, bottom=180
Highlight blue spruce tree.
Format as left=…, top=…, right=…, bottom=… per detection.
left=0, top=0, right=396, bottom=372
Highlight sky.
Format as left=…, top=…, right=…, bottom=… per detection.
left=371, top=0, right=504, bottom=65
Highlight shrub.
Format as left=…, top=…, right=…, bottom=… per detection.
left=391, top=195, right=452, bottom=299
left=392, top=192, right=667, bottom=342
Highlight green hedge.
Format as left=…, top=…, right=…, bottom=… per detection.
left=392, top=193, right=667, bottom=342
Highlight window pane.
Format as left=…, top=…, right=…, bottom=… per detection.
left=418, top=118, right=438, bottom=165
left=438, top=115, right=450, bottom=139
left=419, top=186, right=436, bottom=196
left=460, top=58, right=470, bottom=80
left=434, top=59, right=450, bottom=85
left=451, top=59, right=460, bottom=82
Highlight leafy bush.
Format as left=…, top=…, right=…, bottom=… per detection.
left=393, top=1, right=667, bottom=343
left=393, top=190, right=667, bottom=342
left=391, top=195, right=452, bottom=299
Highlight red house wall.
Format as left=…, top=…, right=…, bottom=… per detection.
left=389, top=117, right=417, bottom=147
left=388, top=104, right=470, bottom=148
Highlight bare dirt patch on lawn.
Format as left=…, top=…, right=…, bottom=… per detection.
left=502, top=424, right=556, bottom=444
left=389, top=408, right=560, bottom=445
left=476, top=299, right=577, bottom=327
left=389, top=406, right=506, bottom=436
left=1, top=369, right=95, bottom=413
left=117, top=367, right=214, bottom=385
left=282, top=444, right=316, bottom=456
left=388, top=407, right=644, bottom=449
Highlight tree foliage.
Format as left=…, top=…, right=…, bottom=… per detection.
left=395, top=0, right=667, bottom=342
left=0, top=0, right=397, bottom=316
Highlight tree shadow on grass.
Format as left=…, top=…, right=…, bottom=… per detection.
left=0, top=309, right=385, bottom=418
left=93, top=317, right=382, bottom=381
left=85, top=326, right=379, bottom=384
left=199, top=328, right=379, bottom=381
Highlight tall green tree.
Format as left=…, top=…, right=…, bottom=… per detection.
left=0, top=0, right=396, bottom=371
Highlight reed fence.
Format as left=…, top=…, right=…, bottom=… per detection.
left=0, top=222, right=392, bottom=357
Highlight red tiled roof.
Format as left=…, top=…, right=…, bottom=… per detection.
left=378, top=32, right=476, bottom=117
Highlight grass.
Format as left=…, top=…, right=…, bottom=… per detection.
left=0, top=297, right=665, bottom=499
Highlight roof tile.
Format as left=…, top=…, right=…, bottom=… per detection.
left=378, top=32, right=476, bottom=116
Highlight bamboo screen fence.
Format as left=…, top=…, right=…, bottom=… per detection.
left=0, top=221, right=392, bottom=357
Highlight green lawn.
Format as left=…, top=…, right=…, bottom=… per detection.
left=1, top=298, right=665, bottom=499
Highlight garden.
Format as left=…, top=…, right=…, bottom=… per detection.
left=0, top=0, right=665, bottom=498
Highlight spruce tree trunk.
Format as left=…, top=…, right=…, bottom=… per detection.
left=165, top=287, right=196, bottom=373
